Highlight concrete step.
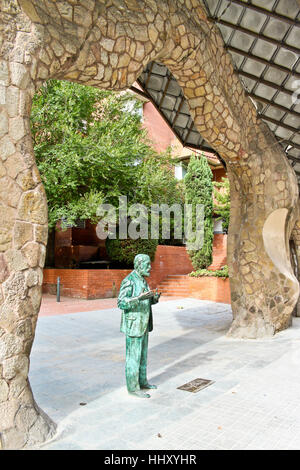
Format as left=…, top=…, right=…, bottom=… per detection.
left=160, top=292, right=189, bottom=295
left=159, top=285, right=189, bottom=289
left=159, top=280, right=189, bottom=285
left=157, top=273, right=191, bottom=297
left=160, top=285, right=189, bottom=289
left=161, top=292, right=189, bottom=296
left=159, top=287, right=189, bottom=292
left=160, top=290, right=189, bottom=294
left=160, top=276, right=189, bottom=279
left=159, top=282, right=187, bottom=289
left=159, top=288, right=189, bottom=291
left=160, top=275, right=188, bottom=279
left=162, top=275, right=189, bottom=279
left=160, top=291, right=189, bottom=295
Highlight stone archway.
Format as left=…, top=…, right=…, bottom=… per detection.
left=0, top=0, right=298, bottom=449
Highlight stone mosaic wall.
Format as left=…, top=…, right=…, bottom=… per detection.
left=0, top=0, right=299, bottom=449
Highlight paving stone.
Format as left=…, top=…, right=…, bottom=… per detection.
left=23, top=299, right=300, bottom=449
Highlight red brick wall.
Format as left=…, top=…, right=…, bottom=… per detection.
left=148, top=245, right=193, bottom=289
left=43, top=268, right=132, bottom=299
left=142, top=102, right=176, bottom=153
left=43, top=243, right=229, bottom=301
left=43, top=245, right=193, bottom=299
left=188, top=277, right=231, bottom=303
left=43, top=269, right=90, bottom=298
left=86, top=269, right=132, bottom=299
left=209, top=234, right=227, bottom=270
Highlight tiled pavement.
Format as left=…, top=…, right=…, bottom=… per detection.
left=40, top=293, right=118, bottom=316
left=39, top=293, right=177, bottom=316
left=29, top=297, right=300, bottom=450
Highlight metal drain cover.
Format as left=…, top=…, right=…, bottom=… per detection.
left=177, top=378, right=214, bottom=393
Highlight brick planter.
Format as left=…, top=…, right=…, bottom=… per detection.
left=43, top=245, right=230, bottom=303
left=157, top=275, right=231, bottom=304
left=42, top=268, right=131, bottom=299
left=188, top=276, right=231, bottom=303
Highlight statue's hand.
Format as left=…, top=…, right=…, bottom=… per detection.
left=154, top=288, right=161, bottom=301
left=138, top=290, right=155, bottom=301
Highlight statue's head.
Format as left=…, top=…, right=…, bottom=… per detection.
left=134, top=254, right=151, bottom=277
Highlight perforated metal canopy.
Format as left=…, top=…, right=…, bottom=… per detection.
left=132, top=0, right=300, bottom=178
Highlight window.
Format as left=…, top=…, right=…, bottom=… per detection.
left=175, top=162, right=187, bottom=180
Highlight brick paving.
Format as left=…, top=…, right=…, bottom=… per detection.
left=40, top=294, right=118, bottom=316
left=30, top=298, right=300, bottom=450
left=39, top=294, right=179, bottom=317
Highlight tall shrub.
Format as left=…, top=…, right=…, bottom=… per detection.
left=213, top=177, right=230, bottom=233
left=184, top=155, right=213, bottom=269
left=106, top=236, right=158, bottom=268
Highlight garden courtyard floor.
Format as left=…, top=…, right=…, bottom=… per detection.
left=29, top=295, right=300, bottom=450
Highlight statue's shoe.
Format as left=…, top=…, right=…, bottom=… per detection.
left=129, top=390, right=151, bottom=398
left=140, top=383, right=157, bottom=389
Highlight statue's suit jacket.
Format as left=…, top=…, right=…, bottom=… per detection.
left=118, top=270, right=158, bottom=337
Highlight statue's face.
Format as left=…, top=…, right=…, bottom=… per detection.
left=137, top=257, right=151, bottom=277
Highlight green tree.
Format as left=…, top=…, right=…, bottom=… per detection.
left=134, top=150, right=185, bottom=247
left=31, top=80, right=184, bottom=228
left=134, top=149, right=184, bottom=207
left=31, top=80, right=184, bottom=266
left=213, top=177, right=230, bottom=233
left=31, top=80, right=159, bottom=228
left=184, top=154, right=213, bottom=269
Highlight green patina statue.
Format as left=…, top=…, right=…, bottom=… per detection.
left=118, top=254, right=161, bottom=398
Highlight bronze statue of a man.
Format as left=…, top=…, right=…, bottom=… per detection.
left=118, top=254, right=161, bottom=398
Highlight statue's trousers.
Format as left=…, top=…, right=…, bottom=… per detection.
left=125, top=330, right=149, bottom=391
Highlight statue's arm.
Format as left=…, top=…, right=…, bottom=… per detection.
left=117, top=280, right=139, bottom=311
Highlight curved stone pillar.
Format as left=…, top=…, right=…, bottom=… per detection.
left=0, top=0, right=299, bottom=449
left=0, top=4, right=58, bottom=446
left=160, top=7, right=299, bottom=338
left=291, top=215, right=300, bottom=316
left=0, top=70, right=55, bottom=447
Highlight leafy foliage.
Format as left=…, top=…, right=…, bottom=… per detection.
left=134, top=149, right=184, bottom=207
left=134, top=151, right=185, bottom=247
left=189, top=265, right=229, bottom=279
left=106, top=236, right=158, bottom=267
left=31, top=80, right=183, bottom=230
left=184, top=154, right=213, bottom=270
left=213, top=177, right=230, bottom=233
